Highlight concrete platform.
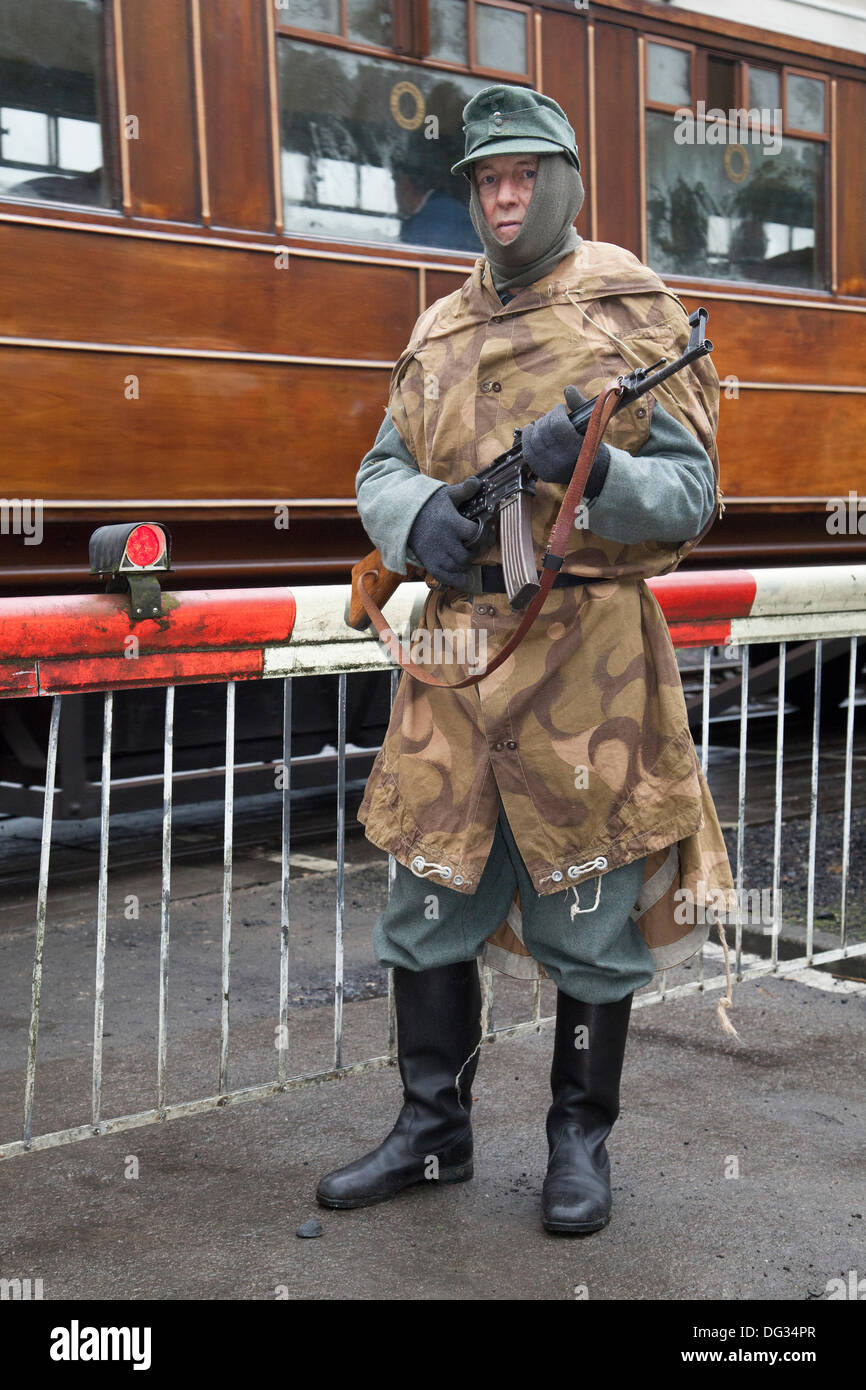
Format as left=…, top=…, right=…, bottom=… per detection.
left=1, top=965, right=862, bottom=1302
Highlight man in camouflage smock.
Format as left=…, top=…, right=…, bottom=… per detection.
left=317, top=86, right=734, bottom=1235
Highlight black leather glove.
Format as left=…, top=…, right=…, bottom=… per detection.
left=408, top=476, right=482, bottom=587
left=521, top=386, right=610, bottom=495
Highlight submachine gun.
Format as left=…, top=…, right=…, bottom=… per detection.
left=349, top=306, right=713, bottom=629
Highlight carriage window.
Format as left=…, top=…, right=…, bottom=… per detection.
left=475, top=4, right=528, bottom=76
left=0, top=0, right=111, bottom=207
left=645, top=42, right=828, bottom=290
left=647, top=41, right=691, bottom=107
left=279, top=2, right=531, bottom=72
left=786, top=72, right=825, bottom=134
left=748, top=67, right=780, bottom=112
left=429, top=0, right=467, bottom=64
left=347, top=0, right=394, bottom=49
left=289, top=0, right=341, bottom=35
left=277, top=36, right=484, bottom=252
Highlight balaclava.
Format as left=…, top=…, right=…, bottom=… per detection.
left=468, top=152, right=585, bottom=296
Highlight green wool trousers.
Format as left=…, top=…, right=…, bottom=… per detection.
left=374, top=803, right=656, bottom=1004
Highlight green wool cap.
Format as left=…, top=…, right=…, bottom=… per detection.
left=451, top=85, right=581, bottom=176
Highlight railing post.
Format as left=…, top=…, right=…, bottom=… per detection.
left=23, top=696, right=61, bottom=1148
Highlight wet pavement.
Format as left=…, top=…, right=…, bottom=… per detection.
left=0, top=937, right=862, bottom=1301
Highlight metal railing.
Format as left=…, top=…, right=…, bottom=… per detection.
left=1, top=568, right=864, bottom=1160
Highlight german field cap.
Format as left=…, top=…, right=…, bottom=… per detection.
left=451, top=85, right=581, bottom=176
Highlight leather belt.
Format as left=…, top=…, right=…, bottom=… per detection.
left=475, top=564, right=585, bottom=595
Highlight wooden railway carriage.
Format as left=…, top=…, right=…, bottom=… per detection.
left=1, top=0, right=865, bottom=595
left=0, top=0, right=864, bottom=812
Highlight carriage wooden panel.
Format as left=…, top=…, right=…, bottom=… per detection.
left=591, top=20, right=642, bottom=257
left=118, top=0, right=200, bottom=224
left=197, top=0, right=276, bottom=232
left=0, top=349, right=390, bottom=501
left=673, top=294, right=866, bottom=390
left=835, top=76, right=866, bottom=296
left=424, top=268, right=471, bottom=307
left=715, top=388, right=865, bottom=499
left=538, top=7, right=592, bottom=237
left=0, top=224, right=421, bottom=360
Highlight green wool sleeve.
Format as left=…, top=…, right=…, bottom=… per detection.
left=582, top=401, right=717, bottom=544
left=355, top=411, right=445, bottom=574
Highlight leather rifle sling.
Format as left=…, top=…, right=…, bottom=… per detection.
left=355, top=378, right=625, bottom=690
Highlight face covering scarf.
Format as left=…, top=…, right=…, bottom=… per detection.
left=468, top=152, right=585, bottom=296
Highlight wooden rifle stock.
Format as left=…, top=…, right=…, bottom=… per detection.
left=348, top=549, right=420, bottom=631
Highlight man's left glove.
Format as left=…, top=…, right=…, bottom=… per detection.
left=521, top=386, right=610, bottom=494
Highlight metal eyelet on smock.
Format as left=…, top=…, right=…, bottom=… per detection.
left=567, top=856, right=608, bottom=880
left=410, top=855, right=453, bottom=880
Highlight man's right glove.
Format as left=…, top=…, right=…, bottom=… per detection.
left=521, top=386, right=611, bottom=494
left=408, top=476, right=482, bottom=587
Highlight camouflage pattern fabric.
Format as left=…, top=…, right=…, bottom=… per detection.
left=358, top=240, right=735, bottom=979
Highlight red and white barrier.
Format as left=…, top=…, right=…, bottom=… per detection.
left=0, top=589, right=297, bottom=697
left=648, top=565, right=866, bottom=647
left=1, top=566, right=864, bottom=698
left=262, top=565, right=866, bottom=680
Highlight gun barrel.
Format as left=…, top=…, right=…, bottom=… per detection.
left=565, top=309, right=713, bottom=432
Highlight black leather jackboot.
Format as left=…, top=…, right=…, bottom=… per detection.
left=541, top=990, right=633, bottom=1235
left=316, top=960, right=482, bottom=1209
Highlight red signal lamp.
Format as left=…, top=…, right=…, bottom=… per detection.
left=122, top=523, right=167, bottom=570
left=90, top=522, right=172, bottom=622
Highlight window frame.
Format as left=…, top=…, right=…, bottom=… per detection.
left=274, top=0, right=535, bottom=83
left=643, top=36, right=831, bottom=292
left=781, top=65, right=829, bottom=141
left=272, top=0, right=537, bottom=253
left=644, top=37, right=697, bottom=115
left=0, top=0, right=120, bottom=214
left=470, top=0, right=531, bottom=79
left=645, top=39, right=831, bottom=142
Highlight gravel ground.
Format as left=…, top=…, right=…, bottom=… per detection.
left=721, top=806, right=866, bottom=942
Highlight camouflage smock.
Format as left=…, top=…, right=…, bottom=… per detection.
left=358, top=239, right=735, bottom=978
